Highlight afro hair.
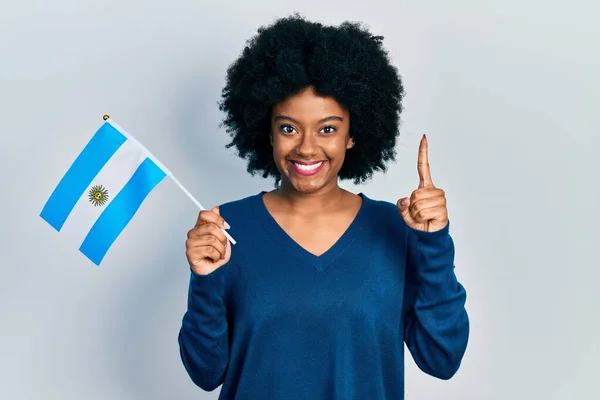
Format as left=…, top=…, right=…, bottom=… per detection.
left=219, top=14, right=405, bottom=185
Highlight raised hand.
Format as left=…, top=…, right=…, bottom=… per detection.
left=397, top=134, right=449, bottom=232
left=185, top=206, right=231, bottom=275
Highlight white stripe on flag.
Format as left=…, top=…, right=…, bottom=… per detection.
left=59, top=139, right=146, bottom=249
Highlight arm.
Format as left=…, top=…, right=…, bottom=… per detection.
left=178, top=270, right=229, bottom=391
left=402, top=222, right=469, bottom=380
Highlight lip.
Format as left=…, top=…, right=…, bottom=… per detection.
left=288, top=160, right=327, bottom=176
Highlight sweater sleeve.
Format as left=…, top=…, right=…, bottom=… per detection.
left=402, top=221, right=470, bottom=380
left=178, top=269, right=229, bottom=391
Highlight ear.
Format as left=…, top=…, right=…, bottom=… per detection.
left=346, top=137, right=354, bottom=149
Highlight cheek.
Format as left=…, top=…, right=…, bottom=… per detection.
left=323, top=139, right=350, bottom=158
left=272, top=140, right=289, bottom=156
left=271, top=138, right=294, bottom=164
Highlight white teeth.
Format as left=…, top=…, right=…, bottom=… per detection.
left=293, top=161, right=323, bottom=171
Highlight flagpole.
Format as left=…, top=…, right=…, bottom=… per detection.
left=102, top=115, right=237, bottom=245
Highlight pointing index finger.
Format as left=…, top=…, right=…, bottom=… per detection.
left=417, top=134, right=433, bottom=188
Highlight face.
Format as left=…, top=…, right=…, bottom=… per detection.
left=270, top=86, right=353, bottom=194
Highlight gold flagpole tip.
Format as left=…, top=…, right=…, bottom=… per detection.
left=103, top=114, right=110, bottom=121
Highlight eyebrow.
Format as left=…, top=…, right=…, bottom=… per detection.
left=273, top=115, right=344, bottom=124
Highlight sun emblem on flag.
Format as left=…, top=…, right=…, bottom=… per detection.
left=88, top=185, right=109, bottom=207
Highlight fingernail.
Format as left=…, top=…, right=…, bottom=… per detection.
left=401, top=198, right=409, bottom=206
left=224, top=221, right=230, bottom=230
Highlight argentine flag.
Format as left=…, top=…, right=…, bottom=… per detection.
left=40, top=117, right=169, bottom=266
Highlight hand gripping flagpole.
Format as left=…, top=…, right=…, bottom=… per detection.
left=102, top=115, right=236, bottom=245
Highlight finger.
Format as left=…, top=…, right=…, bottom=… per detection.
left=410, top=203, right=445, bottom=223
left=189, top=235, right=227, bottom=259
left=187, top=229, right=230, bottom=263
left=412, top=207, right=447, bottom=223
left=417, top=134, right=434, bottom=188
left=196, top=206, right=229, bottom=229
left=188, top=223, right=228, bottom=246
left=410, top=187, right=445, bottom=203
left=188, top=245, right=225, bottom=263
left=409, top=196, right=446, bottom=216
left=187, top=233, right=228, bottom=253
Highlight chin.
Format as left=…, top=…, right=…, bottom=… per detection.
left=289, top=179, right=326, bottom=194
left=284, top=171, right=336, bottom=194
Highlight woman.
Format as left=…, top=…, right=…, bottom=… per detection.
left=178, top=14, right=469, bottom=399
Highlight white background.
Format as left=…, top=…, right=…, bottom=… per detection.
left=1, top=0, right=598, bottom=399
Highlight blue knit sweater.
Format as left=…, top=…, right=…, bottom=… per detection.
left=178, top=192, right=469, bottom=399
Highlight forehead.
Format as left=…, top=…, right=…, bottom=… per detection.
left=272, top=86, right=347, bottom=118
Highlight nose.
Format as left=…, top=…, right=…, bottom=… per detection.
left=295, top=133, right=318, bottom=158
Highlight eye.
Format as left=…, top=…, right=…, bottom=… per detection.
left=320, top=125, right=337, bottom=134
left=278, top=124, right=296, bottom=135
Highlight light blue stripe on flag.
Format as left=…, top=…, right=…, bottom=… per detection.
left=40, top=122, right=126, bottom=231
left=79, top=157, right=167, bottom=265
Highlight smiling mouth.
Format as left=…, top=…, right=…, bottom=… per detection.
left=288, top=160, right=326, bottom=176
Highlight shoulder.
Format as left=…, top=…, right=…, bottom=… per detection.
left=215, top=191, right=267, bottom=247
left=360, top=192, right=403, bottom=221
left=217, top=191, right=263, bottom=224
left=359, top=192, right=409, bottom=240
left=218, top=192, right=260, bottom=212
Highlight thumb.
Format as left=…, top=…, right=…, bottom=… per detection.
left=211, top=205, right=231, bottom=231
left=397, top=197, right=414, bottom=223
left=397, top=197, right=409, bottom=214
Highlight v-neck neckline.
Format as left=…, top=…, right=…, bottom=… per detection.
left=249, top=191, right=369, bottom=272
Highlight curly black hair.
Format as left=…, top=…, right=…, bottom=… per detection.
left=219, top=13, right=404, bottom=185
